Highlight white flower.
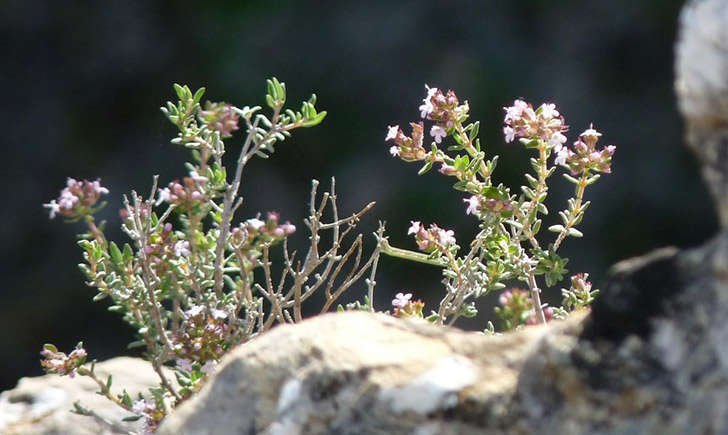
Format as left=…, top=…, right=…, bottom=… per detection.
left=419, top=85, right=438, bottom=118
left=156, top=188, right=171, bottom=206
left=132, top=399, right=148, bottom=416
left=555, top=147, right=570, bottom=166
left=247, top=218, right=265, bottom=230
left=504, top=99, right=528, bottom=123
left=503, top=126, right=515, bottom=143
left=44, top=200, right=60, bottom=219
left=185, top=305, right=204, bottom=318
left=437, top=229, right=456, bottom=247
left=58, top=189, right=78, bottom=209
left=549, top=131, right=567, bottom=151
left=407, top=221, right=421, bottom=235
left=392, top=292, right=412, bottom=308
left=389, top=145, right=400, bottom=157
left=430, top=125, right=447, bottom=144
left=464, top=195, right=481, bottom=215
left=385, top=125, right=399, bottom=141
left=174, top=240, right=191, bottom=257
left=91, top=180, right=109, bottom=195
left=580, top=125, right=602, bottom=138
left=539, top=103, right=559, bottom=119
left=210, top=308, right=227, bottom=319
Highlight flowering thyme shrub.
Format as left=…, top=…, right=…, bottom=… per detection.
left=382, top=85, right=614, bottom=329
left=42, top=79, right=613, bottom=432
left=42, top=79, right=384, bottom=432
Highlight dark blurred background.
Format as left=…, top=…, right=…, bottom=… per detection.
left=1, top=0, right=716, bottom=391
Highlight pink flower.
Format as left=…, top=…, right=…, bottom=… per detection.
left=430, top=125, right=447, bottom=144
left=389, top=145, right=400, bottom=157
left=407, top=221, right=421, bottom=235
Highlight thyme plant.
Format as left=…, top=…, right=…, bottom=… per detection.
left=382, top=86, right=611, bottom=328
left=41, top=80, right=612, bottom=432
left=42, top=79, right=382, bottom=432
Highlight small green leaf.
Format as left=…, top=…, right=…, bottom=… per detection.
left=563, top=173, right=579, bottom=184
left=567, top=228, right=583, bottom=238
left=173, top=83, right=185, bottom=100
left=192, top=87, right=206, bottom=105
left=106, top=375, right=113, bottom=390
left=122, top=416, right=143, bottom=422
left=109, top=242, right=123, bottom=266
left=417, top=161, right=433, bottom=175
left=548, top=224, right=565, bottom=233
left=586, top=174, right=601, bottom=185
left=43, top=343, right=58, bottom=353
left=469, top=121, right=480, bottom=141
left=93, top=292, right=108, bottom=302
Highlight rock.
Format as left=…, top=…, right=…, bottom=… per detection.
left=0, top=357, right=167, bottom=434
left=158, top=310, right=585, bottom=435
left=675, top=0, right=728, bottom=226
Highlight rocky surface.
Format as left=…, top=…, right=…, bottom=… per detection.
left=0, top=357, right=166, bottom=434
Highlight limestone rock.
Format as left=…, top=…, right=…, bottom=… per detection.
left=0, top=357, right=167, bottom=434
left=158, top=310, right=584, bottom=435
left=675, top=0, right=728, bottom=226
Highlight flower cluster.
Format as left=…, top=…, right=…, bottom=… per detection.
left=554, top=273, right=599, bottom=319
left=557, top=126, right=616, bottom=174
left=495, top=289, right=554, bottom=330
left=43, top=178, right=109, bottom=219
left=43, top=79, right=384, bottom=432
left=419, top=85, right=464, bottom=139
left=385, top=122, right=426, bottom=161
left=383, top=85, right=614, bottom=329
left=131, top=399, right=164, bottom=435
left=199, top=101, right=240, bottom=138
left=391, top=292, right=425, bottom=318
left=143, top=223, right=189, bottom=273
left=156, top=175, right=207, bottom=210
left=503, top=99, right=568, bottom=152
left=171, top=304, right=229, bottom=365
left=230, top=212, right=296, bottom=249
left=407, top=221, right=456, bottom=254
left=40, top=343, right=87, bottom=378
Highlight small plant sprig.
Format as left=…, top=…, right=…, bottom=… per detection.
left=42, top=79, right=383, bottom=431
left=383, top=85, right=615, bottom=329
